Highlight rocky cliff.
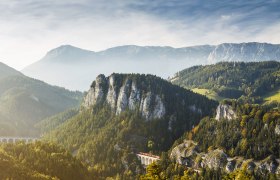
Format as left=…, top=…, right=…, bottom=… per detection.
left=82, top=73, right=217, bottom=122
left=215, top=104, right=237, bottom=121
left=82, top=74, right=166, bottom=120
left=170, top=140, right=280, bottom=175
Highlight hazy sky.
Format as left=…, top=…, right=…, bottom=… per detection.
left=0, top=0, right=280, bottom=70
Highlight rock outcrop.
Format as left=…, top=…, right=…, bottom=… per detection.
left=171, top=141, right=280, bottom=175
left=275, top=124, right=280, bottom=135
left=170, top=140, right=198, bottom=166
left=203, top=149, right=228, bottom=170
left=215, top=104, right=237, bottom=121
left=82, top=74, right=166, bottom=120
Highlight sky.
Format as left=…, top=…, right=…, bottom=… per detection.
left=0, top=0, right=280, bottom=70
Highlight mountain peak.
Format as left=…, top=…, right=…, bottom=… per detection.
left=0, top=62, right=22, bottom=79
left=83, top=73, right=217, bottom=120
left=46, top=44, right=92, bottom=55
left=43, top=45, right=94, bottom=62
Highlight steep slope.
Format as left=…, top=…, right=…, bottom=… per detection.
left=22, top=42, right=280, bottom=91
left=43, top=73, right=217, bottom=179
left=171, top=61, right=280, bottom=103
left=35, top=108, right=79, bottom=134
left=143, top=101, right=280, bottom=179
left=0, top=62, right=22, bottom=79
left=0, top=142, right=91, bottom=179
left=0, top=62, right=83, bottom=136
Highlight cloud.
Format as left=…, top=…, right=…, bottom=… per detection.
left=0, top=0, right=279, bottom=69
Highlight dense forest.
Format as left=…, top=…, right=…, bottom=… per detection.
left=0, top=62, right=82, bottom=136
left=36, top=108, right=79, bottom=134
left=189, top=101, right=280, bottom=160
left=171, top=61, right=280, bottom=103
left=42, top=74, right=217, bottom=179
left=140, top=161, right=279, bottom=179
left=0, top=142, right=92, bottom=179
left=141, top=100, right=280, bottom=179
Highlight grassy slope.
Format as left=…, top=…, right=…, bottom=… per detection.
left=172, top=61, right=280, bottom=104
left=192, top=87, right=280, bottom=104
left=191, top=88, right=223, bottom=102
left=263, top=87, right=280, bottom=103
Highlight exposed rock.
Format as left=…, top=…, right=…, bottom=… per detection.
left=203, top=149, right=228, bottom=170
left=170, top=140, right=198, bottom=166
left=226, top=160, right=236, bottom=172
left=242, top=159, right=256, bottom=173
left=171, top=141, right=280, bottom=174
left=140, top=92, right=153, bottom=119
left=189, top=105, right=202, bottom=114
left=276, top=162, right=280, bottom=174
left=114, top=144, right=121, bottom=151
left=151, top=95, right=166, bottom=119
left=128, top=81, right=141, bottom=110
left=215, top=104, right=237, bottom=121
left=275, top=124, right=280, bottom=135
left=168, top=115, right=176, bottom=131
left=82, top=74, right=166, bottom=120
left=257, top=156, right=279, bottom=174
left=106, top=75, right=118, bottom=110
left=82, top=74, right=106, bottom=108
left=116, top=79, right=131, bottom=114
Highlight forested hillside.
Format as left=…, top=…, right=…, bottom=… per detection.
left=0, top=62, right=83, bottom=136
left=141, top=100, right=280, bottom=179
left=171, top=61, right=280, bottom=104
left=43, top=73, right=217, bottom=179
left=35, top=108, right=79, bottom=135
left=0, top=142, right=92, bottom=179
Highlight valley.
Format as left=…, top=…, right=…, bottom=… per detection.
left=1, top=49, right=280, bottom=180
left=1, top=1, right=280, bottom=179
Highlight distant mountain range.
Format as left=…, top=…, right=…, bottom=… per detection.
left=22, top=42, right=280, bottom=91
left=0, top=62, right=82, bottom=136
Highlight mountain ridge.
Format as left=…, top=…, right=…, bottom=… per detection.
left=0, top=62, right=22, bottom=79
left=22, top=42, right=280, bottom=91
left=0, top=62, right=83, bottom=136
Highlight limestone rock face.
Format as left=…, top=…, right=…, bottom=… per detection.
left=151, top=95, right=166, bottom=119
left=128, top=81, right=141, bottom=110
left=171, top=140, right=280, bottom=175
left=83, top=74, right=107, bottom=108
left=275, top=124, right=280, bottom=135
left=226, top=160, right=236, bottom=172
left=106, top=75, right=118, bottom=110
left=203, top=149, right=228, bottom=170
left=116, top=79, right=131, bottom=114
left=215, top=104, right=237, bottom=121
left=257, top=156, right=279, bottom=174
left=170, top=140, right=198, bottom=166
left=82, top=74, right=166, bottom=120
